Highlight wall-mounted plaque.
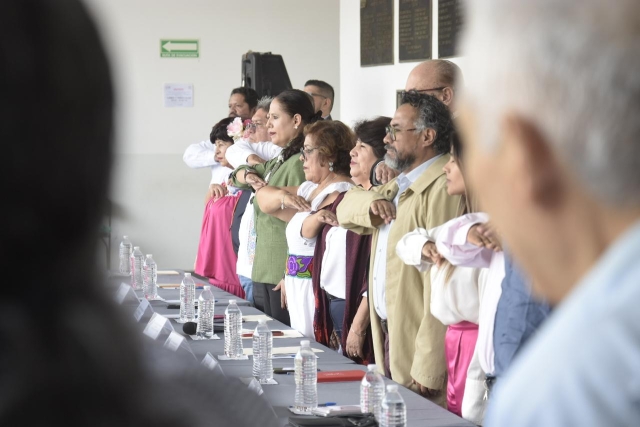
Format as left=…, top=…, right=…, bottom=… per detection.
left=360, top=0, right=394, bottom=67
left=399, top=0, right=432, bottom=62
left=438, top=0, right=464, bottom=58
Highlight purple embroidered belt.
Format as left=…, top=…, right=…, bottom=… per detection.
left=286, top=254, right=314, bottom=279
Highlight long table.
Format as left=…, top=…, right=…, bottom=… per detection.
left=108, top=270, right=475, bottom=427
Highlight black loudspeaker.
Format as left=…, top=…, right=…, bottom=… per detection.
left=241, top=51, right=292, bottom=98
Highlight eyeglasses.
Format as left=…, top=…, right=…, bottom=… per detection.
left=385, top=125, right=417, bottom=142
left=306, top=91, right=327, bottom=99
left=246, top=122, right=265, bottom=133
left=300, top=146, right=320, bottom=160
left=400, top=87, right=447, bottom=98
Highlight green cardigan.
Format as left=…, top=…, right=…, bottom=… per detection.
left=232, top=155, right=305, bottom=285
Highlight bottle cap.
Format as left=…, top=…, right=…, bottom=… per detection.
left=367, top=364, right=377, bottom=370
left=386, top=385, right=398, bottom=392
left=204, top=285, right=211, bottom=290
left=134, top=246, right=140, bottom=250
left=184, top=273, right=191, bottom=277
left=146, top=254, right=152, bottom=257
left=123, top=235, right=128, bottom=239
left=300, top=340, right=310, bottom=347
left=229, top=299, right=237, bottom=304
left=258, top=319, right=267, bottom=325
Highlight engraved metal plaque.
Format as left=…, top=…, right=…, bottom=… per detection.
left=438, top=0, right=464, bottom=58
left=399, top=0, right=432, bottom=62
left=360, top=0, right=394, bottom=67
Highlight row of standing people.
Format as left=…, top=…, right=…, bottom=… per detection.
left=184, top=61, right=551, bottom=426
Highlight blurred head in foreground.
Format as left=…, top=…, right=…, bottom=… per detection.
left=459, top=0, right=640, bottom=303
left=0, top=1, right=278, bottom=426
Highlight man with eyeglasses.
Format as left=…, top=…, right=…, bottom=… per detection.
left=225, top=96, right=281, bottom=169
left=183, top=87, right=259, bottom=201
left=338, top=92, right=460, bottom=406
left=373, top=60, right=463, bottom=185
left=304, top=79, right=335, bottom=120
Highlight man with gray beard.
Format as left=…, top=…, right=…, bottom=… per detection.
left=338, top=92, right=460, bottom=404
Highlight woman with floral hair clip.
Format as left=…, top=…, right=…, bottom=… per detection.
left=194, top=117, right=246, bottom=298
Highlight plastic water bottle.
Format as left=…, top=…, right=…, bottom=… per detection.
left=196, top=285, right=215, bottom=339
left=294, top=340, right=317, bottom=413
left=178, top=273, right=196, bottom=323
left=252, top=319, right=273, bottom=383
left=130, top=246, right=144, bottom=291
left=118, top=236, right=132, bottom=275
left=361, top=364, right=385, bottom=419
left=142, top=254, right=157, bottom=299
left=380, top=385, right=406, bottom=427
left=224, top=300, right=243, bottom=358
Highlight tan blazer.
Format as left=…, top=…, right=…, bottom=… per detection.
left=337, top=155, right=460, bottom=405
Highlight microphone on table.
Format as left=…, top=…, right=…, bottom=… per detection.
left=183, top=322, right=197, bottom=335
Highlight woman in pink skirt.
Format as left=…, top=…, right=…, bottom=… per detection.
left=194, top=117, right=245, bottom=299
left=396, top=132, right=486, bottom=424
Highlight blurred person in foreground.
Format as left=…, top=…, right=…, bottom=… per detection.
left=459, top=0, right=640, bottom=425
left=0, top=1, right=278, bottom=426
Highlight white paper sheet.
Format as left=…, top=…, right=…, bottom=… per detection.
left=164, top=84, right=193, bottom=108
left=241, top=329, right=303, bottom=339
left=242, top=315, right=274, bottom=322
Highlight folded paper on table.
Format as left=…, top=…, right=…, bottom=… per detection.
left=311, top=405, right=362, bottom=416
left=157, top=270, right=181, bottom=275
left=243, top=315, right=274, bottom=322
left=241, top=329, right=302, bottom=339
left=243, top=346, right=324, bottom=356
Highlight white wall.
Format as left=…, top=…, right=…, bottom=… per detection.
left=339, top=0, right=466, bottom=126
left=83, top=0, right=340, bottom=270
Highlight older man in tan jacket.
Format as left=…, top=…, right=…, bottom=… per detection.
left=338, top=92, right=460, bottom=406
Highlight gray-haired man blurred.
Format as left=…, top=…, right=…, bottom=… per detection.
left=458, top=0, right=640, bottom=425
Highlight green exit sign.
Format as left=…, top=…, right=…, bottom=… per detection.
left=160, top=39, right=199, bottom=58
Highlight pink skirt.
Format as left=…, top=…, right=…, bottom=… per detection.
left=445, top=321, right=478, bottom=416
left=194, top=194, right=245, bottom=299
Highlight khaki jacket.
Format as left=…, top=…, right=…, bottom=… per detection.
left=337, top=155, right=460, bottom=402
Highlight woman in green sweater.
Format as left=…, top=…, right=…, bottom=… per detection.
left=231, top=89, right=321, bottom=324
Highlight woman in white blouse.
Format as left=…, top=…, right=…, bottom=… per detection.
left=396, top=132, right=487, bottom=424
left=310, top=117, right=390, bottom=363
left=255, top=120, right=355, bottom=338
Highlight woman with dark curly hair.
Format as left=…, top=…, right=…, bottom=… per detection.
left=255, top=120, right=355, bottom=337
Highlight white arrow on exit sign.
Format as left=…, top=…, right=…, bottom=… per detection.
left=160, top=39, right=200, bottom=58
left=162, top=41, right=198, bottom=52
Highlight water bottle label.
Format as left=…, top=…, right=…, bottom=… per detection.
left=143, top=313, right=174, bottom=340
left=133, top=298, right=152, bottom=322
